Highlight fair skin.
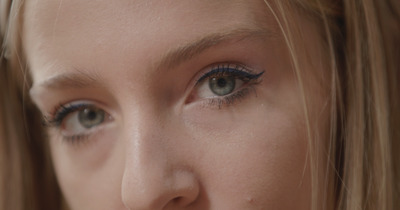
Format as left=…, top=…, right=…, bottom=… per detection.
left=24, top=0, right=330, bottom=209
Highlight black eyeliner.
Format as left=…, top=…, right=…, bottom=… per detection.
left=44, top=103, right=90, bottom=127
left=193, top=63, right=264, bottom=108
left=197, top=64, right=264, bottom=84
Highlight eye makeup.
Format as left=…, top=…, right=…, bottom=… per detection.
left=196, top=63, right=264, bottom=84
left=43, top=102, right=110, bottom=143
left=189, top=63, right=264, bottom=108
left=45, top=103, right=93, bottom=127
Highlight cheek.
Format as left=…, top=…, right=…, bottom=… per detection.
left=184, top=96, right=311, bottom=208
left=48, top=130, right=126, bottom=209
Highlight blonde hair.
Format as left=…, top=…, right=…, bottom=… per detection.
left=1, top=0, right=399, bottom=210
left=264, top=1, right=400, bottom=210
left=0, top=0, right=62, bottom=209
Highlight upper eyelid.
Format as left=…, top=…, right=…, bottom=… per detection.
left=44, top=104, right=89, bottom=127
left=55, top=103, right=92, bottom=118
left=195, top=63, right=243, bottom=81
left=196, top=63, right=264, bottom=84
left=45, top=102, right=110, bottom=127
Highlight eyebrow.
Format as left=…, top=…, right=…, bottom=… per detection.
left=33, top=68, right=102, bottom=90
left=32, top=26, right=275, bottom=92
left=156, top=27, right=274, bottom=70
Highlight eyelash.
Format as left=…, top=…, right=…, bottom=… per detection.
left=193, top=63, right=264, bottom=108
left=45, top=103, right=88, bottom=127
left=197, top=64, right=263, bottom=83
left=43, top=103, right=96, bottom=142
left=61, top=134, right=90, bottom=145
left=203, top=88, right=251, bottom=109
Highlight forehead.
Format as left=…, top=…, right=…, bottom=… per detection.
left=23, top=0, right=271, bottom=32
left=23, top=0, right=276, bottom=83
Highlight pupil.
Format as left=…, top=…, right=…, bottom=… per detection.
left=209, top=76, right=235, bottom=96
left=87, top=110, right=97, bottom=120
left=78, top=108, right=105, bottom=129
left=217, top=78, right=227, bottom=87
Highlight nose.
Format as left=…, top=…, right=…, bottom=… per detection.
left=121, top=113, right=200, bottom=210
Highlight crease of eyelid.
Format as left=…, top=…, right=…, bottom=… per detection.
left=30, top=26, right=276, bottom=94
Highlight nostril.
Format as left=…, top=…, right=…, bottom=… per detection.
left=169, top=195, right=197, bottom=207
left=172, top=196, right=183, bottom=204
left=121, top=167, right=200, bottom=209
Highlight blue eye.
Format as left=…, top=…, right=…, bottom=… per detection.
left=192, top=64, right=264, bottom=107
left=78, top=107, right=105, bottom=129
left=44, top=103, right=111, bottom=141
left=209, top=76, right=236, bottom=96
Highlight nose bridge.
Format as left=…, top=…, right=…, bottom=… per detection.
left=121, top=104, right=167, bottom=207
left=121, top=105, right=199, bottom=209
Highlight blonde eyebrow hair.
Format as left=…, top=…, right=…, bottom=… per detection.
left=31, top=26, right=275, bottom=92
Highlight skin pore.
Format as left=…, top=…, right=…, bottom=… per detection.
left=24, top=0, right=330, bottom=209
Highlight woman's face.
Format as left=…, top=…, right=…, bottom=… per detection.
left=25, top=0, right=329, bottom=209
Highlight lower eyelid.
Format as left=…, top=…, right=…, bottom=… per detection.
left=202, top=86, right=253, bottom=109
left=57, top=121, right=112, bottom=145
left=62, top=134, right=90, bottom=144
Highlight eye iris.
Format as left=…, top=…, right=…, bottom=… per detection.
left=78, top=108, right=105, bottom=128
left=209, top=76, right=235, bottom=96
